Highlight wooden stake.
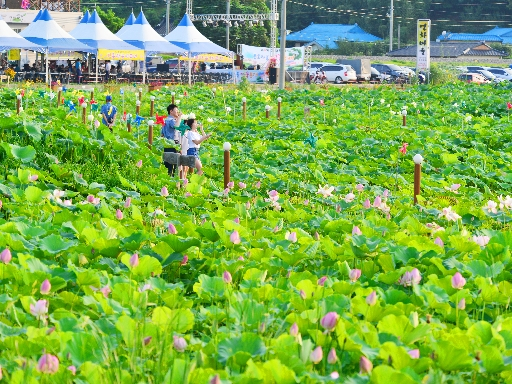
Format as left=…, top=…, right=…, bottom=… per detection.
left=243, top=100, right=247, bottom=120
left=82, top=105, right=87, bottom=124
left=127, top=121, right=131, bottom=132
left=414, top=163, right=421, bottom=204
left=403, top=115, right=406, bottom=126
left=16, top=96, right=21, bottom=114
left=148, top=123, right=153, bottom=148
left=57, top=89, right=62, bottom=106
left=150, top=99, right=155, bottom=116
left=223, top=143, right=231, bottom=188
left=90, top=89, right=94, bottom=101
left=277, top=100, right=282, bottom=119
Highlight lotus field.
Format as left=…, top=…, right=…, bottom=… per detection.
left=1, top=81, right=512, bottom=383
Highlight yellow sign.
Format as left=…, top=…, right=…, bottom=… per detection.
left=8, top=49, right=20, bottom=61
left=97, top=49, right=144, bottom=61
left=179, top=53, right=232, bottom=63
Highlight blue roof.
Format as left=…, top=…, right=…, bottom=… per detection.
left=483, top=26, right=512, bottom=44
left=285, top=23, right=382, bottom=49
left=436, top=32, right=503, bottom=42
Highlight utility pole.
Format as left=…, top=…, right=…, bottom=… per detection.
left=398, top=22, right=400, bottom=49
left=226, top=0, right=230, bottom=50
left=389, top=0, right=393, bottom=52
left=166, top=0, right=170, bottom=34
left=278, top=0, right=286, bottom=90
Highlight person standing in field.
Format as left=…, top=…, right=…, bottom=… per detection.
left=162, top=104, right=183, bottom=177
left=186, top=118, right=211, bottom=175
left=105, top=60, right=111, bottom=83
left=101, top=95, right=117, bottom=132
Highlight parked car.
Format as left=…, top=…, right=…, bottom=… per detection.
left=475, top=69, right=501, bottom=83
left=165, top=58, right=180, bottom=69
left=370, top=67, right=390, bottom=82
left=337, top=59, right=371, bottom=81
left=308, top=62, right=330, bottom=77
left=486, top=67, right=512, bottom=81
left=466, top=66, right=487, bottom=72
left=458, top=73, right=490, bottom=84
left=401, top=66, right=417, bottom=78
left=371, top=63, right=407, bottom=79
left=319, top=64, right=357, bottom=83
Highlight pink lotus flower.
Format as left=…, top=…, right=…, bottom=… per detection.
left=330, top=372, right=340, bottom=379
left=439, top=206, right=461, bottom=222
left=290, top=323, right=299, bottom=336
left=40, top=279, right=51, bottom=295
left=444, top=183, right=461, bottom=193
left=230, top=230, right=241, bottom=244
left=129, top=253, right=139, bottom=268
left=255, top=181, right=261, bottom=189
left=268, top=190, right=279, bottom=202
left=0, top=248, right=12, bottom=264
left=181, top=255, right=188, bottom=265
left=359, top=356, right=373, bottom=374
left=37, top=354, right=59, bottom=374
left=168, top=223, right=178, bottom=234
left=136, top=160, right=142, bottom=168
left=485, top=200, right=498, bottom=214
left=352, top=226, right=362, bottom=236
left=356, top=183, right=364, bottom=192
left=223, top=271, right=232, bottom=284
left=184, top=192, right=192, bottom=198
left=100, top=286, right=111, bottom=298
left=116, top=209, right=123, bottom=220
left=210, top=374, right=221, bottom=384
left=310, top=346, right=323, bottom=364
left=473, top=235, right=490, bottom=247
left=399, top=142, right=408, bottom=155
left=366, top=291, right=377, bottom=306
left=383, top=189, right=389, bottom=198
left=320, top=312, right=339, bottom=331
left=63, top=199, right=72, bottom=206
left=434, top=237, right=444, bottom=247
left=238, top=256, right=244, bottom=261
left=299, top=289, right=307, bottom=299
left=67, top=365, right=77, bottom=375
left=373, top=196, right=382, bottom=208
left=399, top=268, right=422, bottom=286
left=314, top=232, right=320, bottom=240
left=319, top=99, right=325, bottom=106
left=318, top=185, right=335, bottom=198
left=173, top=335, right=187, bottom=352
left=144, top=336, right=152, bottom=346
left=29, top=174, right=38, bottom=181
left=183, top=178, right=189, bottom=187
left=124, top=197, right=131, bottom=208
left=328, top=348, right=338, bottom=364
left=161, top=186, right=169, bottom=197
left=223, top=188, right=230, bottom=196
left=234, top=217, right=240, bottom=224
left=318, top=276, right=327, bottom=286
left=344, top=192, right=356, bottom=203
left=238, top=182, right=246, bottom=189
left=0, top=200, right=2, bottom=209
left=94, top=120, right=100, bottom=129
left=87, top=194, right=95, bottom=203
left=451, top=272, right=466, bottom=289
left=363, top=199, right=371, bottom=209
left=227, top=181, right=234, bottom=189
left=508, top=102, right=512, bottom=110
left=30, top=299, right=48, bottom=320
left=349, top=269, right=361, bottom=282
left=286, top=231, right=297, bottom=243
left=408, top=349, right=420, bottom=359
left=458, top=298, right=466, bottom=310
left=304, top=199, right=309, bottom=205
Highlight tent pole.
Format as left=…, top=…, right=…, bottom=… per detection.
left=143, top=58, right=146, bottom=85
left=232, top=54, right=235, bottom=84
left=95, top=55, right=98, bottom=84
left=45, top=52, right=49, bottom=85
left=188, top=51, right=191, bottom=86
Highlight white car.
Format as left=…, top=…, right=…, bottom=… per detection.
left=308, top=62, right=330, bottom=77
left=487, top=67, right=512, bottom=81
left=319, top=64, right=357, bottom=83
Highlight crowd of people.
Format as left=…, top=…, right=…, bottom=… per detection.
left=98, top=95, right=211, bottom=177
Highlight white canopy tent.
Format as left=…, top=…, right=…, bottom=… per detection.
left=19, top=9, right=94, bottom=84
left=116, top=10, right=185, bottom=82
left=165, top=14, right=234, bottom=85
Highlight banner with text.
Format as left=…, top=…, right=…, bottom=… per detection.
left=240, top=45, right=304, bottom=70
left=417, top=19, right=431, bottom=72
left=97, top=49, right=144, bottom=61
left=179, top=53, right=232, bottom=63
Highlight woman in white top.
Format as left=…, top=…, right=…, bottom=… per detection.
left=186, top=118, right=211, bottom=175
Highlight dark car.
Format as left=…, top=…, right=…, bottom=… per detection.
left=371, top=64, right=407, bottom=79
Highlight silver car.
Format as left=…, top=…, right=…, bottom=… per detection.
left=319, top=64, right=357, bottom=83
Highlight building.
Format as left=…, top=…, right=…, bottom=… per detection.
left=0, top=9, right=82, bottom=33
left=436, top=27, right=512, bottom=45
left=285, top=23, right=382, bottom=51
left=388, top=42, right=506, bottom=59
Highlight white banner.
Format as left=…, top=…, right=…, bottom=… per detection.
left=417, top=19, right=431, bottom=72
left=240, top=45, right=304, bottom=70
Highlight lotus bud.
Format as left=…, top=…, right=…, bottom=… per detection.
left=181, top=255, right=188, bottom=265
left=173, top=335, right=187, bottom=352
left=314, top=232, right=320, bottom=240
left=458, top=298, right=466, bottom=310
left=116, top=209, right=123, bottom=220
left=286, top=231, right=297, bottom=243
left=352, top=226, right=362, bottom=236
left=144, top=336, right=152, bottom=346
left=317, top=276, right=327, bottom=286
left=0, top=248, right=12, bottom=264
left=161, top=186, right=169, bottom=197
left=124, top=197, right=131, bottom=208
left=434, top=237, right=444, bottom=247
left=67, top=365, right=76, bottom=375
left=100, top=286, right=111, bottom=298
left=327, top=348, right=338, bottom=364
left=363, top=199, right=371, bottom=209
left=451, top=272, right=466, bottom=289
left=366, top=291, right=377, bottom=306
left=290, top=323, right=299, bottom=336
left=349, top=269, right=361, bottom=282
left=310, top=346, right=323, bottom=364
left=129, top=253, right=139, bottom=268
left=210, top=375, right=221, bottom=384
left=359, top=356, right=373, bottom=374
left=223, top=271, right=232, bottom=284
left=320, top=312, right=339, bottom=332
left=37, top=354, right=59, bottom=374
left=168, top=223, right=178, bottom=234
left=40, top=279, right=51, bottom=295
left=408, top=349, right=420, bottom=359
left=299, top=290, right=306, bottom=299
left=230, top=230, right=241, bottom=244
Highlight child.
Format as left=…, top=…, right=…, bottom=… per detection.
left=186, top=118, right=211, bottom=175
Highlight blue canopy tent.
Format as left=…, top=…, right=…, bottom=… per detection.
left=19, top=9, right=94, bottom=83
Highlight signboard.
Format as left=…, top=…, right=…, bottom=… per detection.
left=97, top=49, right=144, bottom=61
left=240, top=45, right=304, bottom=70
left=417, top=19, right=431, bottom=72
left=47, top=52, right=80, bottom=60
left=179, top=53, right=232, bottom=63
left=8, top=49, right=20, bottom=61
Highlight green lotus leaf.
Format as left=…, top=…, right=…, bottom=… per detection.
left=218, top=333, right=266, bottom=364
